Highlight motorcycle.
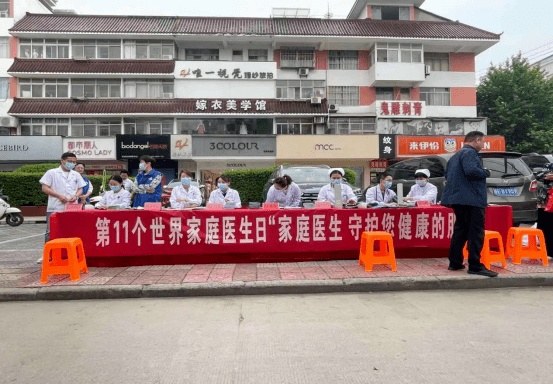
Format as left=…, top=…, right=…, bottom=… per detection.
left=0, top=188, right=24, bottom=226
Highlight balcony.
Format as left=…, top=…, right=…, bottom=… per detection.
left=368, top=62, right=426, bottom=87
left=280, top=50, right=315, bottom=69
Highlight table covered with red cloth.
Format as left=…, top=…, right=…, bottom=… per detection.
left=50, top=205, right=512, bottom=267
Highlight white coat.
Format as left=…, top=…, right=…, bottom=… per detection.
left=170, top=185, right=202, bottom=208
left=97, top=189, right=131, bottom=208
left=407, top=182, right=438, bottom=204
left=208, top=188, right=242, bottom=208
left=266, top=183, right=302, bottom=207
left=365, top=186, right=397, bottom=204
left=317, top=184, right=357, bottom=205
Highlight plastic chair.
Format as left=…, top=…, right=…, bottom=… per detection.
left=41, top=238, right=88, bottom=284
left=505, top=227, right=549, bottom=266
left=206, top=203, right=224, bottom=210
left=315, top=201, right=332, bottom=209
left=463, top=230, right=507, bottom=269
left=358, top=231, right=397, bottom=272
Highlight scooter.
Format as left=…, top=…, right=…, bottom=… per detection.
left=0, top=188, right=24, bottom=226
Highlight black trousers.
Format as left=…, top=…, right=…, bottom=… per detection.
left=537, top=208, right=553, bottom=257
left=448, top=205, right=486, bottom=270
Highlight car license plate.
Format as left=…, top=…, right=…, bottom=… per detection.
left=493, top=187, right=518, bottom=196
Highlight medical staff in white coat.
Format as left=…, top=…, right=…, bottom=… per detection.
left=96, top=175, right=131, bottom=209
left=365, top=173, right=397, bottom=205
left=404, top=169, right=438, bottom=204
left=266, top=175, right=302, bottom=207
left=317, top=168, right=357, bottom=207
left=170, top=169, right=202, bottom=208
left=208, top=174, right=242, bottom=208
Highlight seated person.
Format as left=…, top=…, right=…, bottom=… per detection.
left=317, top=168, right=357, bottom=207
left=404, top=169, right=438, bottom=204
left=170, top=170, right=202, bottom=209
left=208, top=174, right=241, bottom=208
left=96, top=175, right=131, bottom=209
left=365, top=173, right=397, bottom=206
left=266, top=175, right=302, bottom=207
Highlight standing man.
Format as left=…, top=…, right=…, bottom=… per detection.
left=39, top=152, right=87, bottom=243
left=132, top=155, right=163, bottom=207
left=120, top=169, right=134, bottom=192
left=441, top=131, right=497, bottom=277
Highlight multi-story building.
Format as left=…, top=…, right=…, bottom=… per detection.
left=532, top=53, right=553, bottom=80
left=2, top=0, right=500, bottom=188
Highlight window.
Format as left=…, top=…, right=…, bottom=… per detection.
left=327, top=117, right=375, bottom=134
left=71, top=39, right=121, bottom=59
left=400, top=88, right=410, bottom=100
left=0, top=78, right=9, bottom=99
left=19, top=78, right=69, bottom=98
left=376, top=87, right=394, bottom=101
left=123, top=79, right=173, bottom=98
left=124, top=40, right=174, bottom=59
left=185, top=49, right=219, bottom=61
left=0, top=37, right=9, bottom=58
left=70, top=118, right=121, bottom=137
left=248, top=49, right=268, bottom=62
left=276, top=80, right=325, bottom=99
left=280, top=48, right=315, bottom=68
left=44, top=118, right=69, bottom=136
left=420, top=87, right=450, bottom=106
left=425, top=53, right=450, bottom=71
left=96, top=80, right=122, bottom=98
left=20, top=118, right=45, bottom=136
left=372, top=43, right=422, bottom=64
left=276, top=119, right=314, bottom=135
left=43, top=39, right=70, bottom=59
left=123, top=118, right=173, bottom=134
left=0, top=0, right=9, bottom=17
left=329, top=86, right=359, bottom=106
left=232, top=50, right=243, bottom=61
left=329, top=51, right=358, bottom=70
left=71, top=79, right=97, bottom=98
left=372, top=6, right=410, bottom=20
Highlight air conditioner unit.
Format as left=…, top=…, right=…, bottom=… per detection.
left=0, top=116, right=18, bottom=127
left=162, top=55, right=173, bottom=60
left=329, top=104, right=339, bottom=113
left=311, top=97, right=322, bottom=104
left=73, top=57, right=89, bottom=62
left=298, top=68, right=309, bottom=77
left=313, top=116, right=325, bottom=124
left=425, top=65, right=431, bottom=77
left=163, top=93, right=173, bottom=99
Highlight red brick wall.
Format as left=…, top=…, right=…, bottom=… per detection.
left=410, top=88, right=420, bottom=101
left=9, top=37, right=17, bottom=58
left=451, top=87, right=477, bottom=106
left=393, top=87, right=402, bottom=100
left=366, top=5, right=372, bottom=19
left=315, top=51, right=328, bottom=70
left=273, top=49, right=280, bottom=69
left=9, top=0, right=13, bottom=17
left=359, top=50, right=370, bottom=70
left=9, top=78, right=17, bottom=99
left=450, top=53, right=475, bottom=72
left=360, top=87, right=376, bottom=105
left=410, top=6, right=415, bottom=21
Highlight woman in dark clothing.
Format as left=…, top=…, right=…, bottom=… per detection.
left=536, top=173, right=553, bottom=256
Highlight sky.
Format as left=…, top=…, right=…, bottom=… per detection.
left=55, top=0, right=553, bottom=80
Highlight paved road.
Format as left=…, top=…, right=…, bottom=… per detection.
left=1, top=288, right=552, bottom=384
left=0, top=223, right=45, bottom=268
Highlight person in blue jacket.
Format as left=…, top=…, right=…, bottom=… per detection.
left=132, top=155, right=163, bottom=207
left=441, top=131, right=497, bottom=277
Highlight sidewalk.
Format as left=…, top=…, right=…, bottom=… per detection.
left=1, top=257, right=552, bottom=302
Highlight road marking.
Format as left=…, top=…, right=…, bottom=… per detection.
left=0, top=234, right=43, bottom=245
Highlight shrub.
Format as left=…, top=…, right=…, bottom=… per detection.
left=224, top=166, right=277, bottom=203
left=344, top=169, right=357, bottom=186
left=12, top=163, right=59, bottom=173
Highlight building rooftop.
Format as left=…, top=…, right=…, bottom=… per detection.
left=8, top=59, right=175, bottom=74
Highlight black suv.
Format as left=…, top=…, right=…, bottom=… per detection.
left=364, top=153, right=538, bottom=225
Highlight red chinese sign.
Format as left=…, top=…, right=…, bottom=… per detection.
left=370, top=159, right=389, bottom=169
left=378, top=101, right=426, bottom=118
left=397, top=136, right=506, bottom=156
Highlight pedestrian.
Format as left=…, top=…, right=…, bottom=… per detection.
left=120, top=169, right=134, bottom=192
left=75, top=163, right=93, bottom=204
left=365, top=173, right=397, bottom=206
left=266, top=175, right=302, bottom=207
left=404, top=169, right=438, bottom=204
left=96, top=175, right=132, bottom=209
left=208, top=174, right=241, bottom=208
left=317, top=168, right=357, bottom=207
left=170, top=170, right=202, bottom=209
left=441, top=131, right=497, bottom=277
left=132, top=155, right=163, bottom=208
left=39, top=152, right=87, bottom=243
left=536, top=171, right=553, bottom=257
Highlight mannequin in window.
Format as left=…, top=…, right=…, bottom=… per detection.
left=239, top=121, right=248, bottom=135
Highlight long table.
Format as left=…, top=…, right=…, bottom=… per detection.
left=50, top=205, right=512, bottom=267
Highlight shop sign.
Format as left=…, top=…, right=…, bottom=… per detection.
left=0, top=136, right=62, bottom=161
left=379, top=134, right=396, bottom=159
left=192, top=136, right=276, bottom=157
left=63, top=138, right=116, bottom=160
left=397, top=136, right=506, bottom=156
left=370, top=159, right=388, bottom=170
left=194, top=99, right=267, bottom=112
left=276, top=135, right=379, bottom=160
left=170, top=135, right=192, bottom=159
left=376, top=101, right=426, bottom=118
left=116, top=134, right=170, bottom=160
left=177, top=61, right=277, bottom=80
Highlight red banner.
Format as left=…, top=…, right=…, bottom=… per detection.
left=397, top=136, right=506, bottom=156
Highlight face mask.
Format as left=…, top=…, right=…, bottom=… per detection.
left=416, top=180, right=427, bottom=187
left=218, top=183, right=228, bottom=191
left=110, top=185, right=121, bottom=192
left=331, top=179, right=342, bottom=185
left=64, top=162, right=76, bottom=170
left=181, top=177, right=191, bottom=185
left=139, top=163, right=146, bottom=171
left=385, top=181, right=393, bottom=189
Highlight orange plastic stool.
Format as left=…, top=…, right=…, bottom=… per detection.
left=359, top=231, right=397, bottom=272
left=463, top=230, right=506, bottom=269
left=41, top=238, right=88, bottom=284
left=505, top=227, right=549, bottom=266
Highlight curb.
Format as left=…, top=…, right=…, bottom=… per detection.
left=1, top=273, right=553, bottom=302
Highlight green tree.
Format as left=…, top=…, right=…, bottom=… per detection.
left=477, top=53, right=553, bottom=152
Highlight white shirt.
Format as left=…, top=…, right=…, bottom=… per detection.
left=122, top=178, right=133, bottom=192
left=39, top=166, right=87, bottom=212
left=365, top=186, right=397, bottom=205
left=97, top=189, right=131, bottom=208
left=266, top=182, right=302, bottom=207
left=208, top=188, right=242, bottom=208
left=317, top=184, right=357, bottom=205
left=170, top=185, right=202, bottom=208
left=407, top=182, right=438, bottom=204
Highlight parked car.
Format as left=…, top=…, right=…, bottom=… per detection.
left=263, top=165, right=363, bottom=205
left=541, top=154, right=553, bottom=163
left=362, top=152, right=537, bottom=225
left=521, top=153, right=551, bottom=174
left=161, top=179, right=206, bottom=207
